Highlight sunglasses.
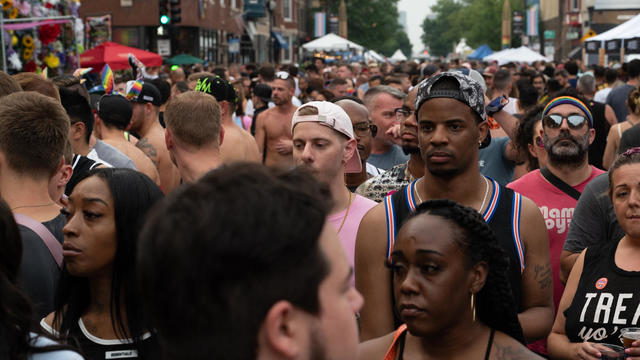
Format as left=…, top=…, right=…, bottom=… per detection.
left=275, top=71, right=290, bottom=80
left=543, top=114, right=588, bottom=129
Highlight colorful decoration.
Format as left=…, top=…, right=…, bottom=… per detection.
left=126, top=80, right=143, bottom=100
left=101, top=64, right=114, bottom=94
left=38, top=23, right=61, bottom=45
left=1, top=0, right=12, bottom=10
left=43, top=53, right=60, bottom=68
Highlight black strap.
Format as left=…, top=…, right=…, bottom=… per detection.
left=540, top=167, right=582, bottom=200
left=484, top=328, right=495, bottom=360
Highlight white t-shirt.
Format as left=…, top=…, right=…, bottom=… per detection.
left=28, top=333, right=83, bottom=360
left=594, top=87, right=612, bottom=104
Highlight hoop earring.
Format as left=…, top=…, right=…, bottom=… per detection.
left=471, top=293, right=476, bottom=322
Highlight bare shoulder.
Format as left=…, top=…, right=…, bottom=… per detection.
left=492, top=332, right=544, bottom=360
left=358, top=331, right=396, bottom=360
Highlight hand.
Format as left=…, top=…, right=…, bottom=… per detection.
left=275, top=139, right=293, bottom=155
left=385, top=124, right=402, bottom=145
left=576, top=341, right=602, bottom=360
left=626, top=340, right=640, bottom=360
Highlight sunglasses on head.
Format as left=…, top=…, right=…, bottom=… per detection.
left=275, top=71, right=290, bottom=80
left=543, top=113, right=587, bottom=129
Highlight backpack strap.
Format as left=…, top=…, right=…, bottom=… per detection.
left=14, top=213, right=63, bottom=268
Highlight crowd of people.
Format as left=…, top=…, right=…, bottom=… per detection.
left=0, top=53, right=640, bottom=360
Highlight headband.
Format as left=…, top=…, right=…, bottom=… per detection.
left=542, top=96, right=593, bottom=128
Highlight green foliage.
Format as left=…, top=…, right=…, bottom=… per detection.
left=328, top=0, right=412, bottom=57
left=421, top=0, right=523, bottom=57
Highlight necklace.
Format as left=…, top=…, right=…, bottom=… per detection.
left=337, top=192, right=354, bottom=234
left=11, top=202, right=56, bottom=211
left=414, top=176, right=490, bottom=212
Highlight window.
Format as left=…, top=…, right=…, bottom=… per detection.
left=569, top=0, right=579, bottom=12
left=232, top=0, right=237, bottom=8
left=283, top=0, right=292, bottom=21
left=282, top=35, right=291, bottom=62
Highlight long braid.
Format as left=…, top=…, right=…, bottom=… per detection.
left=410, top=199, right=525, bottom=343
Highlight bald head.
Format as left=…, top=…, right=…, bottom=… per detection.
left=336, top=99, right=368, bottom=120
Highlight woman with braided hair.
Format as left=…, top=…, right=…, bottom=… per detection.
left=358, top=199, right=542, bottom=360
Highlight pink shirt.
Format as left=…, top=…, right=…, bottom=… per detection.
left=508, top=166, right=604, bottom=354
left=328, top=194, right=377, bottom=285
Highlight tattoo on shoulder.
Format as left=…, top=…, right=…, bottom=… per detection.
left=136, top=138, right=158, bottom=166
left=492, top=342, right=537, bottom=360
left=533, top=263, right=553, bottom=290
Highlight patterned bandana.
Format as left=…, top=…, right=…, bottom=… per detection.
left=415, top=71, right=486, bottom=121
left=542, top=96, right=593, bottom=128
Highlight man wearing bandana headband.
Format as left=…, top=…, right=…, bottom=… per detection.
left=508, top=94, right=605, bottom=356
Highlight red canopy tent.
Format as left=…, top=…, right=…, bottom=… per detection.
left=79, top=42, right=163, bottom=71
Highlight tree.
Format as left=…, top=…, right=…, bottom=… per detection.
left=421, top=0, right=464, bottom=57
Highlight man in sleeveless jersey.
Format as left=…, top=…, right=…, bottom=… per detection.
left=355, top=72, right=553, bottom=344
left=508, top=94, right=604, bottom=355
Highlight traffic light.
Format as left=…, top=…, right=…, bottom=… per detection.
left=159, top=0, right=169, bottom=24
left=170, top=0, right=181, bottom=24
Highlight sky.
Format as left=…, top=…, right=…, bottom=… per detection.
left=397, top=0, right=437, bottom=56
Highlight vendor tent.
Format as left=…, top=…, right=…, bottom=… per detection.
left=390, top=49, right=407, bottom=62
left=584, top=13, right=640, bottom=55
left=301, top=33, right=364, bottom=52
left=364, top=49, right=385, bottom=63
left=468, top=44, right=493, bottom=60
left=80, top=42, right=163, bottom=70
left=483, top=46, right=546, bottom=65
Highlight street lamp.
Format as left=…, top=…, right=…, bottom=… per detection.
left=268, top=0, right=276, bottom=63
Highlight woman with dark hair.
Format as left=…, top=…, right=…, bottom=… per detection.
left=514, top=105, right=547, bottom=174
left=602, top=88, right=640, bottom=169
left=0, top=198, right=83, bottom=359
left=547, top=148, right=640, bottom=360
left=41, top=168, right=163, bottom=359
left=358, top=199, right=542, bottom=360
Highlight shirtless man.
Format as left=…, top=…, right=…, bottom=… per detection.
left=194, top=75, right=260, bottom=164
left=93, top=94, right=161, bottom=185
left=255, top=73, right=298, bottom=168
left=127, top=81, right=180, bottom=193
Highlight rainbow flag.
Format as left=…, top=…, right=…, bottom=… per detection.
left=126, top=80, right=143, bottom=101
left=101, top=64, right=114, bottom=94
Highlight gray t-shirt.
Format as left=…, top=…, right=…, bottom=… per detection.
left=93, top=139, right=136, bottom=169
left=563, top=173, right=625, bottom=254
left=606, top=84, right=634, bottom=123
left=367, top=145, right=410, bottom=170
left=478, top=136, right=514, bottom=186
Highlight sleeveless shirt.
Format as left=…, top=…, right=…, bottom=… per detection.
left=384, top=178, right=525, bottom=327
left=564, top=240, right=640, bottom=344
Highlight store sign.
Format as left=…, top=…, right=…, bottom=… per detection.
left=605, top=39, right=621, bottom=54
left=228, top=38, right=240, bottom=54
left=543, top=30, right=555, bottom=39
left=625, top=37, right=640, bottom=54
left=566, top=30, right=579, bottom=40
left=158, top=39, right=171, bottom=56
left=120, top=0, right=132, bottom=6
left=585, top=40, right=600, bottom=53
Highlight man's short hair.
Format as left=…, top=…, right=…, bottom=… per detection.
left=188, top=71, right=215, bottom=82
left=554, top=69, right=569, bottom=78
left=0, top=70, right=22, bottom=97
left=165, top=91, right=222, bottom=148
left=52, top=75, right=90, bottom=103
left=628, top=59, right=640, bottom=79
left=564, top=61, right=579, bottom=76
left=362, top=85, right=406, bottom=109
left=137, top=163, right=331, bottom=359
left=577, top=74, right=596, bottom=94
left=12, top=72, right=59, bottom=101
left=259, top=64, right=276, bottom=82
left=59, top=87, right=94, bottom=144
left=492, top=69, right=512, bottom=91
left=384, top=76, right=403, bottom=86
left=0, top=92, right=69, bottom=178
left=328, top=77, right=348, bottom=88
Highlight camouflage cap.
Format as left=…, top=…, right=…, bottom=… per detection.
left=414, top=71, right=486, bottom=122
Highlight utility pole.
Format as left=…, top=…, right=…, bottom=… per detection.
left=339, top=0, right=347, bottom=38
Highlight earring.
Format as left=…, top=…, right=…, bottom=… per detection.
left=470, top=293, right=476, bottom=322
left=478, top=140, right=482, bottom=147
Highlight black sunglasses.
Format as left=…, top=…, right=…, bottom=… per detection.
left=543, top=114, right=587, bottom=129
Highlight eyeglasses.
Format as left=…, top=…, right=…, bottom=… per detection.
left=394, top=106, right=412, bottom=122
left=543, top=114, right=588, bottom=129
left=353, top=122, right=378, bottom=138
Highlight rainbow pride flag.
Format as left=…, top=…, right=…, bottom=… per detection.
left=101, top=64, right=114, bottom=94
left=126, top=80, right=143, bottom=101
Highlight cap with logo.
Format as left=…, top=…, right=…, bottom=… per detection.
left=291, top=101, right=362, bottom=173
left=125, top=80, right=162, bottom=106
left=194, top=75, right=238, bottom=106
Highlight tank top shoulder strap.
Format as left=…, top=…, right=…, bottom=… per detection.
left=384, top=181, right=417, bottom=260
left=383, top=324, right=408, bottom=360
left=484, top=328, right=496, bottom=360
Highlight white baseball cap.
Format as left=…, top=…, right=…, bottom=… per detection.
left=291, top=101, right=362, bottom=173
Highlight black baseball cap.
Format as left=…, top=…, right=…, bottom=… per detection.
left=253, top=83, right=272, bottom=103
left=194, top=75, right=238, bottom=105
left=125, top=80, right=162, bottom=106
left=97, top=94, right=133, bottom=130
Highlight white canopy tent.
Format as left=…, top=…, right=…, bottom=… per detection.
left=483, top=46, right=546, bottom=65
left=588, top=13, right=640, bottom=42
left=583, top=13, right=640, bottom=62
left=364, top=49, right=385, bottom=62
left=301, top=33, right=364, bottom=52
left=390, top=49, right=407, bottom=62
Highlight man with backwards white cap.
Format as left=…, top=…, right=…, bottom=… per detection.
left=292, top=101, right=377, bottom=284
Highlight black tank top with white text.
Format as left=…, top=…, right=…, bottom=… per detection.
left=564, top=240, right=640, bottom=344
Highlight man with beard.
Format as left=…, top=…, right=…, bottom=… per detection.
left=508, top=94, right=604, bottom=356
left=292, top=101, right=376, bottom=284
left=334, top=97, right=383, bottom=191
left=355, top=72, right=553, bottom=344
left=356, top=86, right=424, bottom=202
left=255, top=72, right=298, bottom=167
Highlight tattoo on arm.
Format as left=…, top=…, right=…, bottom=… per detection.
left=136, top=138, right=159, bottom=166
left=534, top=263, right=553, bottom=290
left=493, top=343, right=535, bottom=360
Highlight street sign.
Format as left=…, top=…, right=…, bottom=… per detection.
left=544, top=30, right=555, bottom=39
left=158, top=39, right=171, bottom=56
left=581, top=29, right=597, bottom=42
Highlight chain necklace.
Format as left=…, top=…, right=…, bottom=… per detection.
left=414, top=176, right=490, bottom=213
left=337, top=192, right=353, bottom=234
left=11, top=202, right=56, bottom=211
